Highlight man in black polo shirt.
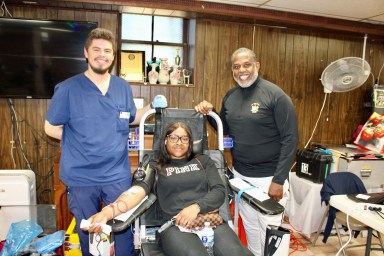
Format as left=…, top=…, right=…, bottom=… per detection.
left=195, top=47, right=298, bottom=255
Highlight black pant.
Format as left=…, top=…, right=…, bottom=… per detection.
left=160, top=223, right=253, bottom=256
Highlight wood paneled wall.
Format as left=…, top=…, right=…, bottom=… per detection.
left=195, top=20, right=384, bottom=151
left=1, top=6, right=383, bottom=204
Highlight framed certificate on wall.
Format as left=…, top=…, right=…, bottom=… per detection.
left=120, top=50, right=145, bottom=82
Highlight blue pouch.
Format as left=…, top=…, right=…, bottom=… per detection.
left=0, top=220, right=43, bottom=256
left=35, top=230, right=65, bottom=254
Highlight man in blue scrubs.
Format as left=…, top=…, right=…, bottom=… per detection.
left=45, top=28, right=166, bottom=256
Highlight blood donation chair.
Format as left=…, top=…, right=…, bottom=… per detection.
left=109, top=108, right=233, bottom=256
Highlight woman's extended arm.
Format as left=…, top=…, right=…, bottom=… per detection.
left=83, top=164, right=156, bottom=233
left=83, top=185, right=147, bottom=233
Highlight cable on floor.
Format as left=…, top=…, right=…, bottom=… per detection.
left=285, top=223, right=309, bottom=255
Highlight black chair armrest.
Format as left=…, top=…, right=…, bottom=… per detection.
left=109, top=193, right=157, bottom=232
left=230, top=184, right=284, bottom=215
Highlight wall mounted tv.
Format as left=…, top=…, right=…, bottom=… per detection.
left=0, top=18, right=98, bottom=98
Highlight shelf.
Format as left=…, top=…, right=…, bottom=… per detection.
left=128, top=81, right=195, bottom=88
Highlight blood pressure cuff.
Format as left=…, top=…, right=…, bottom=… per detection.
left=132, top=163, right=156, bottom=195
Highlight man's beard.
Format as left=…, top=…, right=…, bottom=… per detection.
left=88, top=59, right=111, bottom=75
left=234, top=73, right=257, bottom=88
left=90, top=65, right=110, bottom=75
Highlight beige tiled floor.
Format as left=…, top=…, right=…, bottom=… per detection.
left=286, top=224, right=384, bottom=255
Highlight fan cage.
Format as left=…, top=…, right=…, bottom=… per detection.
left=320, top=57, right=371, bottom=93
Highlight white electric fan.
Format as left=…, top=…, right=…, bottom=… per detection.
left=320, top=56, right=371, bottom=93
left=304, top=52, right=372, bottom=149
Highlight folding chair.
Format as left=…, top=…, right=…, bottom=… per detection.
left=312, top=172, right=384, bottom=256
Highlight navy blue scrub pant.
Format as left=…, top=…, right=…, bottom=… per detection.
left=67, top=180, right=134, bottom=256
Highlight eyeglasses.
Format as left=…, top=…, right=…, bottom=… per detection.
left=232, top=62, right=254, bottom=70
left=167, top=134, right=190, bottom=144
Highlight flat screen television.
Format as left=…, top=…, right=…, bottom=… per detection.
left=0, top=18, right=98, bottom=98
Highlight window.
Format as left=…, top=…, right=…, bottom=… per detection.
left=121, top=13, right=194, bottom=84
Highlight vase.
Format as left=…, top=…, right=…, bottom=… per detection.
left=170, top=65, right=180, bottom=85
left=175, top=48, right=181, bottom=66
left=158, top=58, right=170, bottom=84
left=148, top=63, right=158, bottom=84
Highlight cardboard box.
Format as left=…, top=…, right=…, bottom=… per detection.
left=296, top=149, right=333, bottom=183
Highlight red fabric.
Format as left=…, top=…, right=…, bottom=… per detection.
left=0, top=240, right=5, bottom=253
left=352, top=124, right=363, bottom=141
left=230, top=201, right=248, bottom=246
left=55, top=246, right=63, bottom=255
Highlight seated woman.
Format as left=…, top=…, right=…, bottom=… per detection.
left=83, top=121, right=252, bottom=256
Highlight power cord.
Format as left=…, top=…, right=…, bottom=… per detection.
left=289, top=92, right=328, bottom=172
left=284, top=223, right=308, bottom=255
left=289, top=232, right=308, bottom=255
left=373, top=208, right=384, bottom=219
left=7, top=98, right=32, bottom=170
left=335, top=208, right=384, bottom=256
left=304, top=92, right=328, bottom=149
left=377, top=61, right=384, bottom=85
left=6, top=98, right=60, bottom=203
left=368, top=206, right=382, bottom=212
left=335, top=213, right=352, bottom=256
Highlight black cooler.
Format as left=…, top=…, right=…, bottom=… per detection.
left=296, top=148, right=333, bottom=183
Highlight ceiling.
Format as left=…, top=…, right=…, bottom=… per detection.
left=4, top=0, right=384, bottom=25
left=3, top=0, right=384, bottom=37
left=203, top=0, right=384, bottom=24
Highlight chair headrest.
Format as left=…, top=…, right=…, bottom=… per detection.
left=152, top=109, right=209, bottom=152
left=193, top=139, right=203, bottom=154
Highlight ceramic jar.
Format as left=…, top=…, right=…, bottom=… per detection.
left=158, top=58, right=170, bottom=84
left=170, top=65, right=180, bottom=85
left=148, top=63, right=158, bottom=84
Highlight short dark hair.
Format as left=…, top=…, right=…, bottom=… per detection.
left=231, top=47, right=257, bottom=66
left=158, top=122, right=194, bottom=166
left=84, top=28, right=116, bottom=54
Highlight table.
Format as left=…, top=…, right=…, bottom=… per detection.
left=330, top=195, right=384, bottom=233
left=285, top=172, right=327, bottom=238
left=330, top=194, right=384, bottom=255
